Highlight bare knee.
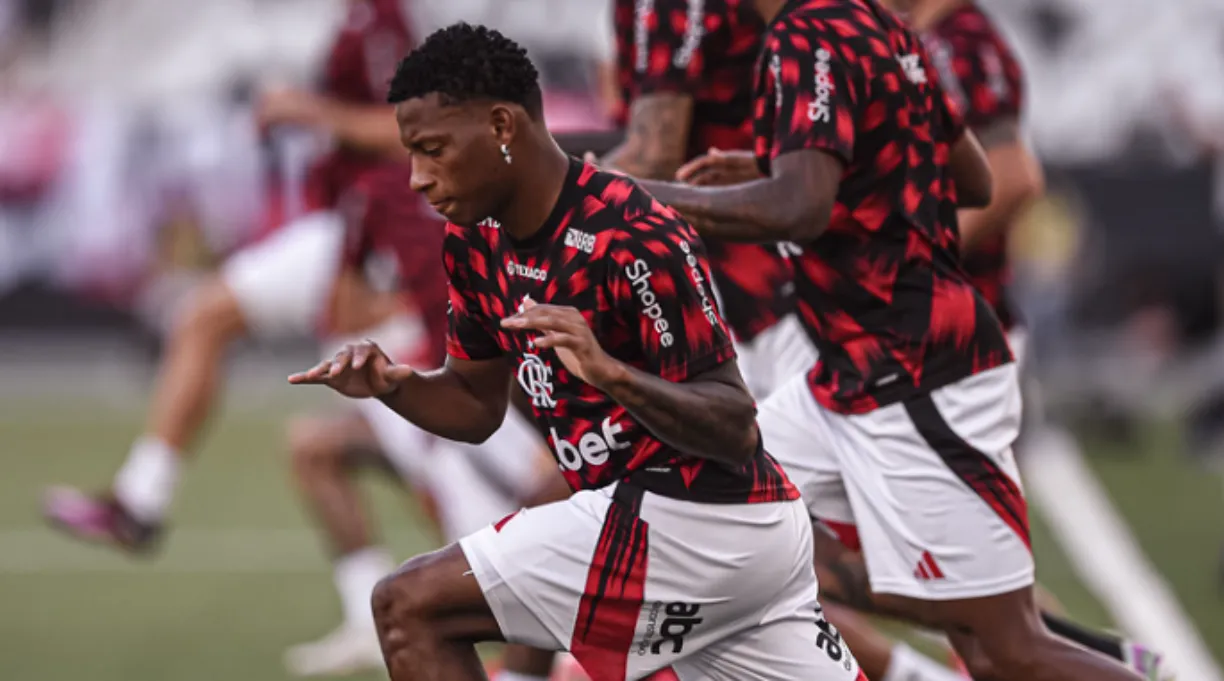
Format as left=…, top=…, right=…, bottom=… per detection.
left=371, top=550, right=450, bottom=643
left=171, top=279, right=246, bottom=346
left=287, top=415, right=343, bottom=463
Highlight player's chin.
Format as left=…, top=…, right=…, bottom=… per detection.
left=444, top=202, right=488, bottom=228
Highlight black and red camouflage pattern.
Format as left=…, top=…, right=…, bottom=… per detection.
left=445, top=159, right=798, bottom=503
left=925, top=3, right=1026, bottom=331
left=613, top=0, right=795, bottom=344
left=753, top=0, right=1012, bottom=414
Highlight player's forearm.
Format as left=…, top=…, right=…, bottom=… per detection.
left=601, top=93, right=693, bottom=180
left=378, top=368, right=507, bottom=443
left=639, top=177, right=826, bottom=243
left=594, top=361, right=758, bottom=466
left=319, top=101, right=405, bottom=157
left=959, top=143, right=1044, bottom=252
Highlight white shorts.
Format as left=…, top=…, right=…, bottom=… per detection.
left=460, top=485, right=863, bottom=681
left=221, top=211, right=344, bottom=340
left=759, top=364, right=1034, bottom=601
left=733, top=314, right=818, bottom=400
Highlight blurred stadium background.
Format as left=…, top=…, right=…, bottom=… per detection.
left=1, top=0, right=1223, bottom=679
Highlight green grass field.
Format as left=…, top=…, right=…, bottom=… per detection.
left=0, top=395, right=1218, bottom=680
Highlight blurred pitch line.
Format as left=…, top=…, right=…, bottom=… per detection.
left=1023, top=426, right=1223, bottom=681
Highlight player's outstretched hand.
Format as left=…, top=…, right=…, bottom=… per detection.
left=675, top=147, right=762, bottom=186
left=287, top=340, right=414, bottom=398
left=502, top=299, right=620, bottom=388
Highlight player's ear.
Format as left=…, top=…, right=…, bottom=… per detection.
left=489, top=104, right=517, bottom=149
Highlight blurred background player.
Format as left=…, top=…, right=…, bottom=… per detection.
left=42, top=0, right=418, bottom=549
left=596, top=0, right=811, bottom=400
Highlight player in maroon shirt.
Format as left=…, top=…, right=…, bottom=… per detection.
left=44, top=0, right=417, bottom=551
left=637, top=1, right=1144, bottom=680
left=599, top=0, right=810, bottom=400
left=290, top=22, right=864, bottom=681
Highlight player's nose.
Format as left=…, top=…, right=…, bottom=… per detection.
left=409, top=166, right=435, bottom=194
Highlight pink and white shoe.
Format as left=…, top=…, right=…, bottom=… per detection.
left=42, top=486, right=161, bottom=554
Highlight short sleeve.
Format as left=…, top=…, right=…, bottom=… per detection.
left=442, top=229, right=503, bottom=361
left=630, top=0, right=717, bottom=94
left=763, top=24, right=859, bottom=165
left=918, top=38, right=967, bottom=143
left=926, top=29, right=1022, bottom=138
left=605, top=216, right=735, bottom=382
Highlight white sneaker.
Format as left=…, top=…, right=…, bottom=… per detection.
left=284, top=623, right=384, bottom=677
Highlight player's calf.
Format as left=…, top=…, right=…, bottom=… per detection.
left=372, top=543, right=502, bottom=681
left=936, top=588, right=1143, bottom=681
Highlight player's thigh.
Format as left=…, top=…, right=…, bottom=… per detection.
left=321, top=311, right=430, bottom=364
left=220, top=211, right=344, bottom=340
left=655, top=500, right=861, bottom=681
left=756, top=372, right=853, bottom=525
left=425, top=440, right=521, bottom=542
left=457, top=407, right=551, bottom=502
left=827, top=364, right=1033, bottom=601
left=457, top=487, right=616, bottom=655
left=357, top=397, right=435, bottom=485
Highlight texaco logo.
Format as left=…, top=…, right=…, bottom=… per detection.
left=517, top=353, right=556, bottom=409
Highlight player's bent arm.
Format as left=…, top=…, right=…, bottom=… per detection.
left=638, top=149, right=842, bottom=243
left=378, top=355, right=512, bottom=444
left=319, top=101, right=406, bottom=158
left=957, top=121, right=1044, bottom=252
left=598, top=360, right=759, bottom=466
left=950, top=129, right=993, bottom=209
left=600, top=93, right=695, bottom=180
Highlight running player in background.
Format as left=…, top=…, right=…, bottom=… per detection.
left=292, top=23, right=863, bottom=681
left=637, top=0, right=1145, bottom=679
left=598, top=0, right=811, bottom=399
left=43, top=0, right=416, bottom=548
left=809, top=2, right=1172, bottom=679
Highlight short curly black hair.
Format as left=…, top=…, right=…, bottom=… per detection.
left=387, top=23, right=543, bottom=117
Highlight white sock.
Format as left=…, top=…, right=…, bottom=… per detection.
left=112, top=436, right=182, bottom=523
left=493, top=672, right=550, bottom=681
left=883, top=643, right=964, bottom=681
left=334, top=547, right=396, bottom=629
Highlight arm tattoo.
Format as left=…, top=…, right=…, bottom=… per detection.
left=602, top=93, right=693, bottom=180
left=599, top=361, right=759, bottom=466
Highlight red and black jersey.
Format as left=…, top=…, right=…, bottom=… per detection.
left=307, top=0, right=414, bottom=211
left=753, top=0, right=1012, bottom=414
left=444, top=158, right=798, bottom=504
left=925, top=3, right=1026, bottom=330
left=613, top=0, right=794, bottom=344
left=338, top=162, right=448, bottom=365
